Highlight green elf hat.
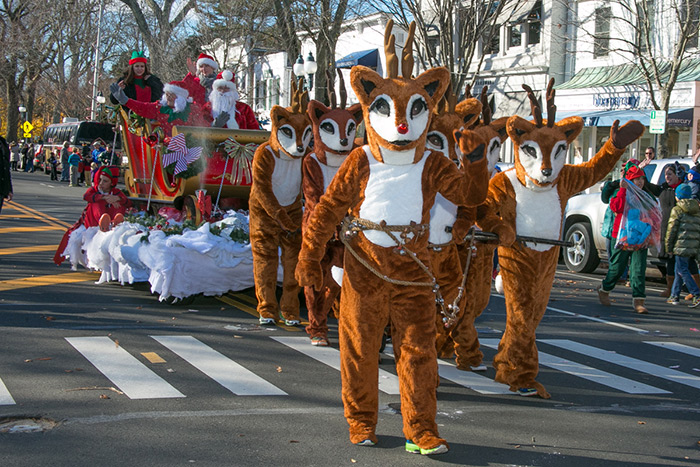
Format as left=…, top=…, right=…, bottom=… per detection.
left=129, top=51, right=148, bottom=65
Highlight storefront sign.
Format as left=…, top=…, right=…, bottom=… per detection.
left=649, top=110, right=666, bottom=134
left=592, top=94, right=641, bottom=109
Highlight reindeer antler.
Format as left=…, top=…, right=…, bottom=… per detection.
left=480, top=85, right=492, bottom=125
left=290, top=78, right=309, bottom=114
left=522, top=83, right=543, bottom=128
left=337, top=69, right=348, bottom=109
left=384, top=19, right=416, bottom=79
left=545, top=78, right=556, bottom=128
left=522, top=78, right=556, bottom=128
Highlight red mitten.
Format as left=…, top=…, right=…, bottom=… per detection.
left=295, top=259, right=323, bottom=291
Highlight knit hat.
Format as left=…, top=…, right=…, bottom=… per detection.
left=676, top=183, right=693, bottom=200
left=196, top=53, right=218, bottom=71
left=163, top=80, right=192, bottom=103
left=689, top=164, right=700, bottom=181
left=625, top=165, right=644, bottom=180
left=129, top=51, right=147, bottom=65
left=673, top=161, right=687, bottom=181
left=94, top=165, right=120, bottom=187
left=212, top=70, right=236, bottom=91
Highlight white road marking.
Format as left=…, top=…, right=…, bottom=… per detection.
left=539, top=339, right=700, bottom=390
left=152, top=335, right=286, bottom=396
left=0, top=376, right=16, bottom=405
left=271, top=336, right=401, bottom=395
left=644, top=341, right=700, bottom=358
left=481, top=339, right=670, bottom=394
left=65, top=336, right=184, bottom=399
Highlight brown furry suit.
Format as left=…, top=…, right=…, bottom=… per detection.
left=295, top=25, right=489, bottom=448
left=478, top=89, right=644, bottom=397
left=249, top=84, right=311, bottom=323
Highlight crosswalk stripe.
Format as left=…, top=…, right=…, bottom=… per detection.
left=539, top=339, right=700, bottom=390
left=481, top=339, right=670, bottom=394
left=271, top=336, right=401, bottom=395
left=0, top=376, right=16, bottom=405
left=152, top=336, right=286, bottom=396
left=65, top=337, right=185, bottom=400
left=382, top=344, right=512, bottom=395
left=644, top=341, right=700, bottom=358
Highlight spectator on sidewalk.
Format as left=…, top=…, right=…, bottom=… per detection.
left=60, top=142, right=70, bottom=182
left=9, top=141, right=19, bottom=171
left=68, top=148, right=81, bottom=187
left=665, top=183, right=700, bottom=307
left=48, top=152, right=58, bottom=181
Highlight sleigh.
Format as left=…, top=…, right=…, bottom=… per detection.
left=117, top=108, right=270, bottom=222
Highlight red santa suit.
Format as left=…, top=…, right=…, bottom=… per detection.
left=204, top=71, right=260, bottom=130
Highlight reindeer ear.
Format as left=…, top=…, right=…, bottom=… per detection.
left=491, top=117, right=510, bottom=142
left=506, top=116, right=537, bottom=144
left=413, top=67, right=450, bottom=105
left=271, top=105, right=290, bottom=127
left=347, top=103, right=364, bottom=124
left=555, top=116, right=584, bottom=144
left=350, top=66, right=383, bottom=107
left=456, top=98, right=483, bottom=128
left=307, top=100, right=330, bottom=125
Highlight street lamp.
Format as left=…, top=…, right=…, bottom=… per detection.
left=292, top=52, right=317, bottom=91
left=18, top=106, right=27, bottom=142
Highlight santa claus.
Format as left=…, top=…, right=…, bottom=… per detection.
left=110, top=79, right=211, bottom=136
left=206, top=70, right=260, bottom=130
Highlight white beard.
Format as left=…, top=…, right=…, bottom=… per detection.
left=209, top=88, right=239, bottom=129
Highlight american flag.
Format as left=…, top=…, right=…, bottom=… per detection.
left=162, top=133, right=202, bottom=175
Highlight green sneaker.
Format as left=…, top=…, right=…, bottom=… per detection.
left=405, top=440, right=448, bottom=455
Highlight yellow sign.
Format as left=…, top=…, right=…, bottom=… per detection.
left=22, top=121, right=33, bottom=133
left=23, top=132, right=31, bottom=138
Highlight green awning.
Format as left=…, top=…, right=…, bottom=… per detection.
left=557, top=59, right=700, bottom=89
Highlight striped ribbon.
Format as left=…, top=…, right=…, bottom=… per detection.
left=162, top=133, right=203, bottom=175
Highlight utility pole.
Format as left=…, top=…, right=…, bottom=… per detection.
left=90, top=0, right=106, bottom=121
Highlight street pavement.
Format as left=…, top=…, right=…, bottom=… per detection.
left=0, top=171, right=699, bottom=466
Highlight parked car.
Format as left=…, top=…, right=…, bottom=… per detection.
left=562, top=157, right=694, bottom=273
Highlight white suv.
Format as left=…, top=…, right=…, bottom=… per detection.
left=562, top=157, right=694, bottom=273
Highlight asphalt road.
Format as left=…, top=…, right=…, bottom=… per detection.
left=1, top=171, right=699, bottom=467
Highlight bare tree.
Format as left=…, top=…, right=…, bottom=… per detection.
left=568, top=0, right=700, bottom=156
left=366, top=0, right=522, bottom=92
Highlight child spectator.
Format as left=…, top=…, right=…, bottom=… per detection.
left=664, top=183, right=700, bottom=307
left=686, top=163, right=700, bottom=200
left=598, top=165, right=657, bottom=314
left=48, top=152, right=58, bottom=181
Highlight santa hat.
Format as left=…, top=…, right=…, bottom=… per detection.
left=196, top=53, right=218, bottom=71
left=163, top=80, right=193, bottom=102
left=212, top=70, right=236, bottom=91
left=95, top=165, right=120, bottom=187
left=129, top=51, right=147, bottom=65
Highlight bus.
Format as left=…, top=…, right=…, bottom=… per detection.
left=40, top=120, right=122, bottom=170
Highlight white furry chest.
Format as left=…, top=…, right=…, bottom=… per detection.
left=269, top=148, right=302, bottom=207
left=359, top=147, right=427, bottom=247
left=505, top=170, right=562, bottom=252
left=429, top=194, right=457, bottom=244
left=310, top=153, right=341, bottom=192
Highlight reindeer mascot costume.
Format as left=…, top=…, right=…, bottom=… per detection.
left=449, top=86, right=509, bottom=370
left=295, top=21, right=488, bottom=455
left=303, top=71, right=363, bottom=346
left=422, top=85, right=486, bottom=358
left=249, top=79, right=311, bottom=326
left=478, top=80, right=644, bottom=398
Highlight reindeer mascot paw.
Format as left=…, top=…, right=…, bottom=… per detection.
left=478, top=80, right=644, bottom=398
left=249, top=79, right=311, bottom=325
left=295, top=21, right=488, bottom=453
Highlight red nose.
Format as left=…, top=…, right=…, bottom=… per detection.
left=397, top=123, right=408, bottom=134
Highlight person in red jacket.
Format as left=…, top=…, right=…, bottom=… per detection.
left=53, top=166, right=131, bottom=266
left=110, top=79, right=211, bottom=136
left=205, top=70, right=260, bottom=130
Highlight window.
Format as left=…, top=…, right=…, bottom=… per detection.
left=594, top=7, right=611, bottom=58
left=682, top=0, right=700, bottom=50
left=508, top=24, right=522, bottom=48
left=483, top=27, right=500, bottom=55
left=526, top=1, right=542, bottom=45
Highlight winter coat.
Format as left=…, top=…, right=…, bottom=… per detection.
left=665, top=198, right=700, bottom=258
left=657, top=181, right=681, bottom=256
left=9, top=144, right=19, bottom=162
left=0, top=136, right=12, bottom=198
left=109, top=74, right=164, bottom=104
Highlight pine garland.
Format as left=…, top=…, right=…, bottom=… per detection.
left=123, top=212, right=249, bottom=244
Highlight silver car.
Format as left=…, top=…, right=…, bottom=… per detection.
left=562, top=157, right=694, bottom=273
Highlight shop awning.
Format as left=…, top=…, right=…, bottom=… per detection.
left=557, top=59, right=700, bottom=89
left=554, top=108, right=693, bottom=127
left=335, top=49, right=379, bottom=69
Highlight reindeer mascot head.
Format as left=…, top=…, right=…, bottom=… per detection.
left=248, top=78, right=311, bottom=326
left=477, top=78, right=644, bottom=398
left=295, top=20, right=489, bottom=455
